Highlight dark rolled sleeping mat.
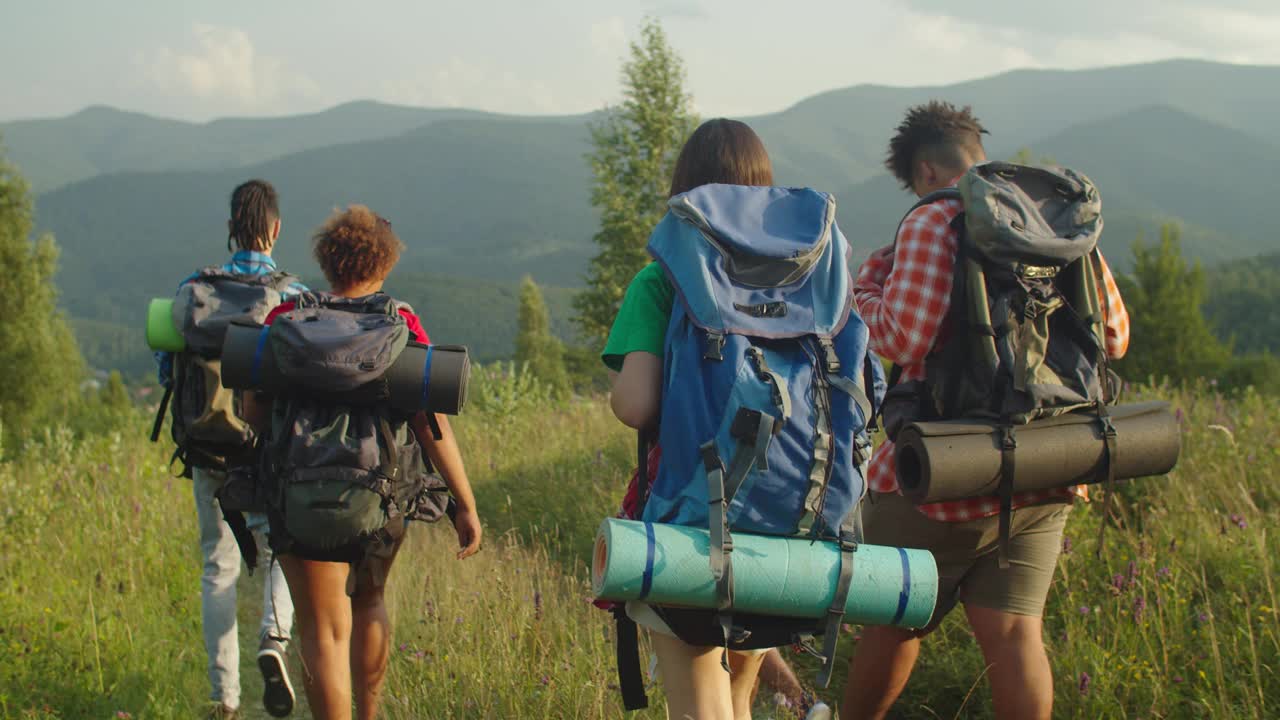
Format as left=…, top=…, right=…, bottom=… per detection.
left=220, top=321, right=470, bottom=415
left=895, top=401, right=1180, bottom=504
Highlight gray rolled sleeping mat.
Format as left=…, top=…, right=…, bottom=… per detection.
left=895, top=401, right=1180, bottom=504
left=219, top=320, right=470, bottom=415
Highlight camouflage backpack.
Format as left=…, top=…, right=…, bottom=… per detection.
left=255, top=293, right=451, bottom=591
left=151, top=267, right=299, bottom=474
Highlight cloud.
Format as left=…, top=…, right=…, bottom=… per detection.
left=897, top=1, right=1280, bottom=64
left=138, top=23, right=323, bottom=113
left=379, top=57, right=563, bottom=114
left=590, top=17, right=629, bottom=58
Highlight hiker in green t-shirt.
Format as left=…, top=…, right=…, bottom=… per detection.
left=603, top=118, right=831, bottom=720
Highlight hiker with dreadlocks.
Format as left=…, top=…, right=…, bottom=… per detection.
left=155, top=179, right=306, bottom=719
left=839, top=102, right=1129, bottom=720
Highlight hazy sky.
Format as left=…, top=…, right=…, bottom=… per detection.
left=2, top=0, right=1277, bottom=122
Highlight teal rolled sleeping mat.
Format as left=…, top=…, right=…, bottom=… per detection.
left=593, top=518, right=937, bottom=628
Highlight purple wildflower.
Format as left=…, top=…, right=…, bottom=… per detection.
left=1174, top=407, right=1185, bottom=424
left=1111, top=574, right=1127, bottom=593
left=1173, top=676, right=1184, bottom=684
left=1196, top=611, right=1209, bottom=625
left=1157, top=566, right=1171, bottom=580
left=1079, top=605, right=1091, bottom=615
left=1134, top=596, right=1147, bottom=622
left=1127, top=560, right=1140, bottom=585
left=1062, top=536, right=1073, bottom=554
left=1079, top=671, right=1091, bottom=695
left=540, top=675, right=550, bottom=686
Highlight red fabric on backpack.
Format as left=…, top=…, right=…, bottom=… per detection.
left=593, top=443, right=662, bottom=611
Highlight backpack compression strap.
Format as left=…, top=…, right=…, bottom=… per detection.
left=816, top=508, right=862, bottom=688
left=616, top=427, right=656, bottom=710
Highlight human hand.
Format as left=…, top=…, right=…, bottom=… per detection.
left=453, top=507, right=482, bottom=559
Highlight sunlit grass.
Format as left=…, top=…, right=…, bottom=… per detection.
left=1, top=379, right=1275, bottom=718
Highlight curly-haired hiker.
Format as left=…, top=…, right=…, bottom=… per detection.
left=840, top=102, right=1130, bottom=720
left=244, top=205, right=482, bottom=720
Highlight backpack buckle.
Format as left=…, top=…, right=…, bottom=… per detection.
left=817, top=337, right=841, bottom=373
left=703, top=332, right=725, bottom=361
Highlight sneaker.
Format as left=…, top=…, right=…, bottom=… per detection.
left=257, top=636, right=295, bottom=717
left=206, top=703, right=239, bottom=720
left=804, top=701, right=833, bottom=720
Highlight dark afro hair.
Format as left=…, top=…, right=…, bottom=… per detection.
left=885, top=101, right=988, bottom=190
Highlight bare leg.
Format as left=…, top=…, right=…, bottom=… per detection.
left=651, top=633, right=735, bottom=719
left=965, top=606, right=1052, bottom=720
left=840, top=626, right=920, bottom=720
left=351, top=548, right=401, bottom=720
left=757, top=649, right=805, bottom=708
left=727, top=651, right=767, bottom=720
left=279, top=556, right=354, bottom=720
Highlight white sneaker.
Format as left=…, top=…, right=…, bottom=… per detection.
left=804, top=701, right=833, bottom=720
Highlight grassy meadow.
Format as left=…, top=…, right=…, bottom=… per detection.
left=1, top=378, right=1276, bottom=719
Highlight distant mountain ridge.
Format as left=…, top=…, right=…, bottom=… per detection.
left=6, top=58, right=1279, bottom=375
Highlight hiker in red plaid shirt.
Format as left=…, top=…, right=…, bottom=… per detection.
left=840, top=103, right=1129, bottom=720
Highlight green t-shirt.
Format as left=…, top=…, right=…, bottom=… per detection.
left=601, top=262, right=675, bottom=372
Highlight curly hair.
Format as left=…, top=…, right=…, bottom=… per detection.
left=228, top=179, right=279, bottom=252
left=312, top=205, right=404, bottom=289
left=885, top=101, right=988, bottom=190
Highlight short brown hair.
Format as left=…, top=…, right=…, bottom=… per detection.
left=311, top=205, right=404, bottom=289
left=228, top=179, right=279, bottom=252
left=886, top=101, right=988, bottom=190
left=669, top=118, right=773, bottom=197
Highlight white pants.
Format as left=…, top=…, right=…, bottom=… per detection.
left=193, top=467, right=295, bottom=708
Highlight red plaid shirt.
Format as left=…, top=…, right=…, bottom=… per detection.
left=855, top=194, right=1130, bottom=522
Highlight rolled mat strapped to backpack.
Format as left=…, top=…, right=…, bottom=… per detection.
left=218, top=320, right=470, bottom=415
left=593, top=518, right=938, bottom=629
left=146, top=298, right=186, bottom=352
left=895, top=401, right=1180, bottom=504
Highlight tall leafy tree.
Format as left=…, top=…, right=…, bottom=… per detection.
left=1115, top=224, right=1230, bottom=384
left=0, top=145, right=85, bottom=440
left=515, top=275, right=570, bottom=397
left=574, top=18, right=698, bottom=347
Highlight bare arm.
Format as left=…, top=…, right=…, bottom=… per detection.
left=242, top=392, right=271, bottom=434
left=609, top=351, right=662, bottom=430
left=412, top=412, right=482, bottom=559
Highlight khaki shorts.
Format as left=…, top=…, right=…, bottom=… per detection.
left=863, top=491, right=1072, bottom=634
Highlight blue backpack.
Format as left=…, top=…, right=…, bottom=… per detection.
left=627, top=184, right=883, bottom=694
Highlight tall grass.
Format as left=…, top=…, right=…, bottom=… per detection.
left=1, top=380, right=1275, bottom=718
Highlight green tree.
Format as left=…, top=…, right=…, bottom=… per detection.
left=1115, top=224, right=1231, bottom=384
left=573, top=18, right=698, bottom=347
left=515, top=276, right=570, bottom=397
left=0, top=145, right=85, bottom=442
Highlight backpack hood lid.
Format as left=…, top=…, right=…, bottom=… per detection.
left=959, top=162, right=1103, bottom=268
left=669, top=185, right=836, bottom=288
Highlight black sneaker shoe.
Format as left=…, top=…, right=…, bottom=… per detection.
left=257, top=636, right=295, bottom=717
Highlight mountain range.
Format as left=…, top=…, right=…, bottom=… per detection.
left=3, top=58, right=1277, bottom=376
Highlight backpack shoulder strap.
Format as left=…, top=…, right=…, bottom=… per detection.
left=892, top=188, right=964, bottom=244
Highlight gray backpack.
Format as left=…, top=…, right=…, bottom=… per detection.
left=883, top=161, right=1120, bottom=562
left=151, top=267, right=299, bottom=474
left=258, top=293, right=451, bottom=590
